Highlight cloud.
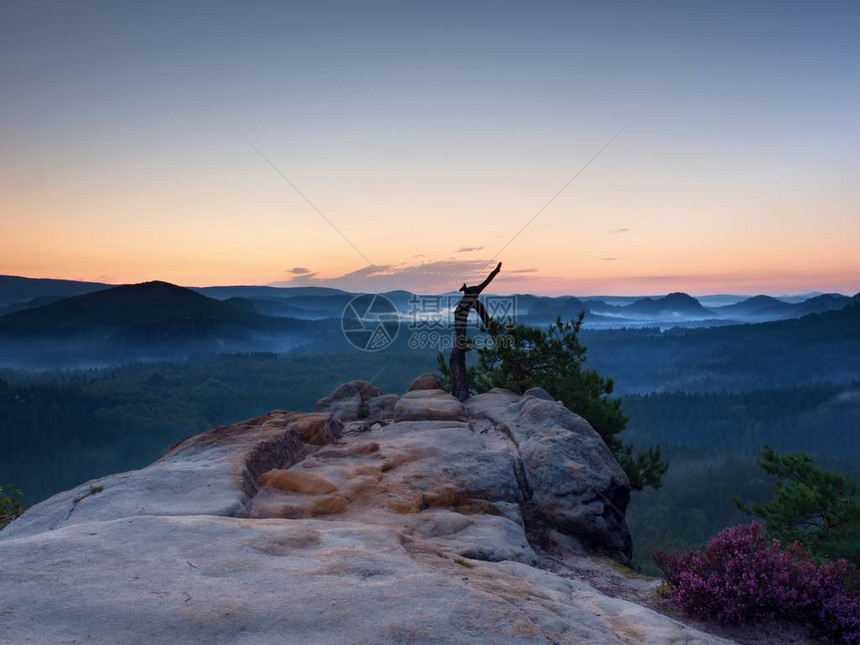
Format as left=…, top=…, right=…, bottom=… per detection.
left=600, top=257, right=621, bottom=261
left=493, top=274, right=555, bottom=284
left=456, top=246, right=483, bottom=253
left=271, top=259, right=547, bottom=293
left=287, top=267, right=312, bottom=274
left=609, top=228, right=630, bottom=234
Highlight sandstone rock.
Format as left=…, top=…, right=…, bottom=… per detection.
left=467, top=389, right=633, bottom=561
left=394, top=389, right=468, bottom=422
left=284, top=412, right=342, bottom=445
left=0, top=379, right=728, bottom=645
left=257, top=469, right=338, bottom=494
left=0, top=515, right=731, bottom=645
left=407, top=372, right=444, bottom=391
left=523, top=386, right=554, bottom=401
left=314, top=380, right=384, bottom=420
left=367, top=393, right=398, bottom=420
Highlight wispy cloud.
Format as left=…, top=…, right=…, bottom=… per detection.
left=273, top=259, right=544, bottom=292
left=287, top=267, right=312, bottom=274
left=609, top=228, right=630, bottom=234
left=600, top=257, right=621, bottom=261
left=456, top=246, right=483, bottom=253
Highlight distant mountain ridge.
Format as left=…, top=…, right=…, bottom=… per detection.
left=0, top=275, right=854, bottom=328
left=194, top=285, right=349, bottom=299
left=581, top=299, right=860, bottom=393
left=713, top=293, right=850, bottom=320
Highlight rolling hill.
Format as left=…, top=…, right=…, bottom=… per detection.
left=0, top=281, right=326, bottom=367
left=621, top=292, right=715, bottom=318
left=714, top=293, right=852, bottom=321
left=0, top=281, right=264, bottom=336
left=0, top=275, right=110, bottom=308
left=713, top=294, right=789, bottom=317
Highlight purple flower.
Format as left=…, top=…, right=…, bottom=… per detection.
left=653, top=522, right=859, bottom=643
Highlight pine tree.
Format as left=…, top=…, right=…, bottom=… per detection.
left=736, top=446, right=860, bottom=563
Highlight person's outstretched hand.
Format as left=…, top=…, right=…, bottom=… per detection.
left=495, top=262, right=502, bottom=272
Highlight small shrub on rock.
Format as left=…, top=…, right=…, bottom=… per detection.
left=653, top=522, right=860, bottom=644
left=0, top=485, right=26, bottom=530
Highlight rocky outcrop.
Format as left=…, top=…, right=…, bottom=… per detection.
left=408, top=372, right=445, bottom=391
left=467, top=387, right=632, bottom=559
left=0, top=379, right=730, bottom=645
left=314, top=379, right=384, bottom=421
left=394, top=388, right=469, bottom=422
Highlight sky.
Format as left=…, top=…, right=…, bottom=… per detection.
left=1, top=0, right=858, bottom=296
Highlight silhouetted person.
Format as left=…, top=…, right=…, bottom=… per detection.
left=449, top=262, right=501, bottom=401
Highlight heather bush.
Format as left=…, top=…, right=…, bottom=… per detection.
left=653, top=522, right=860, bottom=644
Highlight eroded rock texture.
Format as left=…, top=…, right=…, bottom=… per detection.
left=0, top=380, right=730, bottom=645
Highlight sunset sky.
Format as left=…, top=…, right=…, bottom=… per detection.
left=1, top=1, right=858, bottom=296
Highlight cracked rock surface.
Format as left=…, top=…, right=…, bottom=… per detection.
left=0, top=374, right=732, bottom=644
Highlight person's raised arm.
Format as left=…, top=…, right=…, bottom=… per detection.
left=474, top=262, right=502, bottom=293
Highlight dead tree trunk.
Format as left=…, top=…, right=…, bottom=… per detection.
left=449, top=262, right=501, bottom=401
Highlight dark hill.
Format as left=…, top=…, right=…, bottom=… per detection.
left=233, top=297, right=338, bottom=319
left=741, top=293, right=850, bottom=320
left=713, top=295, right=789, bottom=316
left=0, top=275, right=110, bottom=308
left=273, top=294, right=355, bottom=315
left=0, top=281, right=264, bottom=337
left=582, top=299, right=621, bottom=314
left=0, top=295, right=67, bottom=316
left=528, top=297, right=591, bottom=318
left=622, top=292, right=712, bottom=317
left=796, top=293, right=851, bottom=316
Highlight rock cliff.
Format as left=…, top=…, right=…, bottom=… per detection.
left=0, top=375, right=730, bottom=644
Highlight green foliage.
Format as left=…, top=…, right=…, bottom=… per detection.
left=736, top=446, right=860, bottom=563
left=436, top=352, right=452, bottom=391
left=0, top=485, right=26, bottom=530
left=467, top=314, right=667, bottom=490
